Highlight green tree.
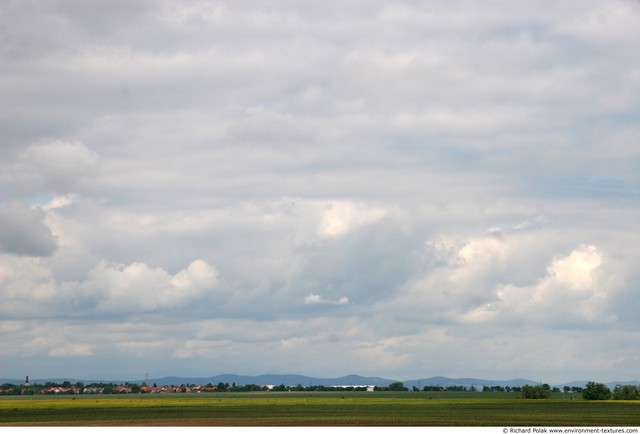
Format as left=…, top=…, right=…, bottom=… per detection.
left=582, top=382, right=611, bottom=400
left=521, top=384, right=551, bottom=399
left=612, top=385, right=640, bottom=400
left=387, top=382, right=408, bottom=391
left=272, top=384, right=287, bottom=392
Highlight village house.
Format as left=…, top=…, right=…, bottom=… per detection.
left=82, top=387, right=105, bottom=394
left=43, top=387, right=80, bottom=394
left=114, top=385, right=132, bottom=393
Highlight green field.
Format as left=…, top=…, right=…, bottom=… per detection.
left=1, top=392, right=639, bottom=426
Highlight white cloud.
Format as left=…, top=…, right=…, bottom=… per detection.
left=546, top=244, right=602, bottom=291
left=388, top=232, right=629, bottom=332
left=41, top=194, right=78, bottom=211
left=92, top=259, right=220, bottom=313
left=0, top=257, right=220, bottom=317
left=304, top=294, right=349, bottom=305
left=464, top=244, right=619, bottom=327
left=304, top=294, right=323, bottom=305
left=279, top=337, right=307, bottom=349
left=317, top=201, right=388, bottom=238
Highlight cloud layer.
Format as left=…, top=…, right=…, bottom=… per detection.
left=1, top=0, right=639, bottom=383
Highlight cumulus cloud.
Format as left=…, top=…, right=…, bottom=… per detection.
left=388, top=233, right=629, bottom=332
left=547, top=245, right=602, bottom=291
left=91, top=259, right=220, bottom=313
left=439, top=243, right=624, bottom=330
left=0, top=258, right=220, bottom=318
left=483, top=244, right=615, bottom=326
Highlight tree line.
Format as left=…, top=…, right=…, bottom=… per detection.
left=2, top=380, right=638, bottom=399
left=520, top=382, right=640, bottom=400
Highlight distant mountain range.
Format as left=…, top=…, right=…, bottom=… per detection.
left=2, top=374, right=639, bottom=389
left=143, top=374, right=392, bottom=387
left=402, top=376, right=536, bottom=389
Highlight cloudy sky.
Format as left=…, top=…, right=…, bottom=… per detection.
left=1, top=0, right=639, bottom=384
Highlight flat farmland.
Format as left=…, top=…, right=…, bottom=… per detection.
left=1, top=392, right=639, bottom=426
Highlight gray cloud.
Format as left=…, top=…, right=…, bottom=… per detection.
left=1, top=141, right=100, bottom=197
left=1, top=0, right=639, bottom=382
left=0, top=200, right=57, bottom=256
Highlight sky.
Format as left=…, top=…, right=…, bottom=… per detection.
left=1, top=0, right=640, bottom=385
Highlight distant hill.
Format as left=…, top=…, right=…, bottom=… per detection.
left=3, top=374, right=638, bottom=389
left=403, top=376, right=537, bottom=389
left=139, top=374, right=394, bottom=387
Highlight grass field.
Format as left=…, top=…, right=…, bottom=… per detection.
left=1, top=392, right=639, bottom=426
